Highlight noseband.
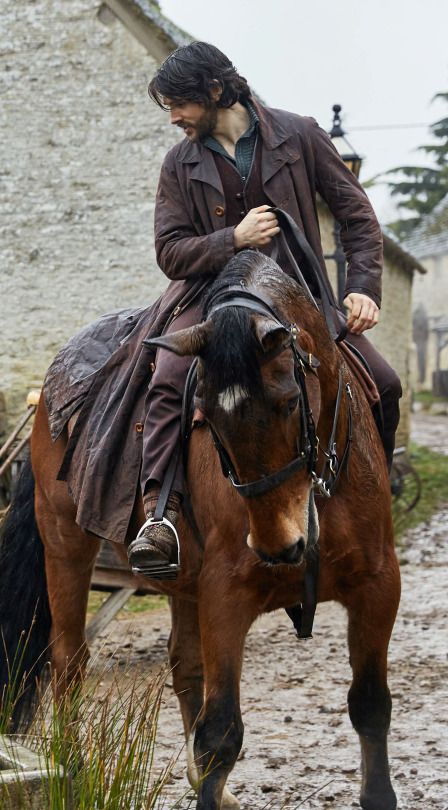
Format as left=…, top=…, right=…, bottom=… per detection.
left=207, top=285, right=352, bottom=501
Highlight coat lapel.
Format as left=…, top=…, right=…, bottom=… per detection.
left=177, top=138, right=224, bottom=195
left=254, top=101, right=302, bottom=188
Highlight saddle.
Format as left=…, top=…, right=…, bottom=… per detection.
left=338, top=341, right=380, bottom=408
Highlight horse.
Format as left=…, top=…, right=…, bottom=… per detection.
left=0, top=250, right=400, bottom=810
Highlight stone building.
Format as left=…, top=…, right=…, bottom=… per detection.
left=403, top=193, right=448, bottom=391
left=1, top=0, right=423, bottom=449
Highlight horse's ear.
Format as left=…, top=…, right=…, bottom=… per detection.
left=252, top=316, right=289, bottom=353
left=144, top=321, right=213, bottom=357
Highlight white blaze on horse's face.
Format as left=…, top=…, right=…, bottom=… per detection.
left=218, top=385, right=248, bottom=413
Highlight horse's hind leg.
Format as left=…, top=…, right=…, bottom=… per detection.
left=344, top=551, right=400, bottom=810
left=35, top=484, right=100, bottom=701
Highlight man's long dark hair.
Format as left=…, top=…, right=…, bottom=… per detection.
left=148, top=41, right=252, bottom=109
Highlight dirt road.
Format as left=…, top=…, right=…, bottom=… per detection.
left=91, top=417, right=448, bottom=809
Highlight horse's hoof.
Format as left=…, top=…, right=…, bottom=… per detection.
left=360, top=790, right=397, bottom=810
left=221, top=786, right=240, bottom=809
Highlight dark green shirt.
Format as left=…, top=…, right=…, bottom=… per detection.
left=202, top=100, right=259, bottom=180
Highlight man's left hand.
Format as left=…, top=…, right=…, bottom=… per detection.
left=343, top=293, right=379, bottom=335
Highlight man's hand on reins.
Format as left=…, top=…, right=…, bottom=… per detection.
left=343, top=292, right=379, bottom=334
left=234, top=205, right=280, bottom=250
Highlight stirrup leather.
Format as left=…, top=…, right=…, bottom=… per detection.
left=130, top=516, right=180, bottom=580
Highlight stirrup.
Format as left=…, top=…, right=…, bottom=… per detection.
left=130, top=516, right=181, bottom=580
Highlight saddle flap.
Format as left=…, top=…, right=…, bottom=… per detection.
left=338, top=341, right=380, bottom=407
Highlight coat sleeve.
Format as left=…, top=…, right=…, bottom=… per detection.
left=154, top=152, right=236, bottom=281
left=307, top=119, right=383, bottom=307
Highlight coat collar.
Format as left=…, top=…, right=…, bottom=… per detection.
left=253, top=100, right=291, bottom=150
left=175, top=100, right=300, bottom=191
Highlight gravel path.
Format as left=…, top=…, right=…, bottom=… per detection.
left=411, top=412, right=448, bottom=456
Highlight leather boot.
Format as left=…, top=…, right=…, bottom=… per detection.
left=128, top=490, right=181, bottom=580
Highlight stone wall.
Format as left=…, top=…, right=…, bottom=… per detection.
left=1, top=0, right=179, bottom=427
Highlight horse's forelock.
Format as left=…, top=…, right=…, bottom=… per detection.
left=202, top=252, right=283, bottom=400
left=203, top=307, right=263, bottom=400
left=201, top=249, right=327, bottom=400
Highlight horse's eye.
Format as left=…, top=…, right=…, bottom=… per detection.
left=287, top=396, right=299, bottom=414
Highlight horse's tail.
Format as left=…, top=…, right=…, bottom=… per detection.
left=0, top=455, right=52, bottom=731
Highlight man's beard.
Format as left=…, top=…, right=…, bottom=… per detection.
left=179, top=105, right=218, bottom=141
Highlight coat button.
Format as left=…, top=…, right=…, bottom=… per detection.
left=235, top=192, right=242, bottom=200
left=214, top=205, right=225, bottom=217
left=135, top=422, right=144, bottom=434
left=240, top=211, right=246, bottom=217
left=149, top=361, right=156, bottom=373
left=173, top=305, right=181, bottom=316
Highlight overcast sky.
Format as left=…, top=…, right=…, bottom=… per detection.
left=160, top=0, right=448, bottom=226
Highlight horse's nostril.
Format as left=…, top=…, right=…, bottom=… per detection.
left=255, top=537, right=305, bottom=566
left=279, top=537, right=305, bottom=564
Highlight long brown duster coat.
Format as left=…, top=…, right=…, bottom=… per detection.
left=153, top=100, right=383, bottom=304
left=45, top=101, right=383, bottom=544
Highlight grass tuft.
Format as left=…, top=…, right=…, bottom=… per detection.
left=2, top=661, right=196, bottom=809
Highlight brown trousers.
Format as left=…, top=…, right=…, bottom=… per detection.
left=141, top=299, right=402, bottom=497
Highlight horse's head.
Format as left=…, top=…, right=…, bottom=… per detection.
left=151, top=252, right=329, bottom=566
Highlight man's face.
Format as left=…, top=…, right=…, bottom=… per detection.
left=163, top=98, right=217, bottom=142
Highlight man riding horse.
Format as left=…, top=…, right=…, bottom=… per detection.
left=127, top=41, right=401, bottom=579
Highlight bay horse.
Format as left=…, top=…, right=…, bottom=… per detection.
left=0, top=251, right=400, bottom=810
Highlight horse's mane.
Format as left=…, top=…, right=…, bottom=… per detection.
left=202, top=250, right=327, bottom=399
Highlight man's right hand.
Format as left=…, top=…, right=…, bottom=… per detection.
left=234, top=205, right=280, bottom=250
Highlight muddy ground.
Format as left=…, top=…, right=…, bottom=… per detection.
left=90, top=417, right=448, bottom=809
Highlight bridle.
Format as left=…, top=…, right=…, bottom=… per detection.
left=206, top=285, right=353, bottom=502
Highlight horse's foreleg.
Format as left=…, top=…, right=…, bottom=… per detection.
left=345, top=552, right=400, bottom=810
left=193, top=567, right=255, bottom=810
left=168, top=596, right=205, bottom=788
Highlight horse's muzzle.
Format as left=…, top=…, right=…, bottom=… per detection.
left=253, top=537, right=306, bottom=566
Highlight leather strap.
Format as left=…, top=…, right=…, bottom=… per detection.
left=153, top=442, right=181, bottom=521
left=285, top=488, right=319, bottom=639
left=269, top=207, right=347, bottom=343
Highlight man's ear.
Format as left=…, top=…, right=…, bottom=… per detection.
left=209, top=80, right=223, bottom=103
left=144, top=321, right=213, bottom=357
